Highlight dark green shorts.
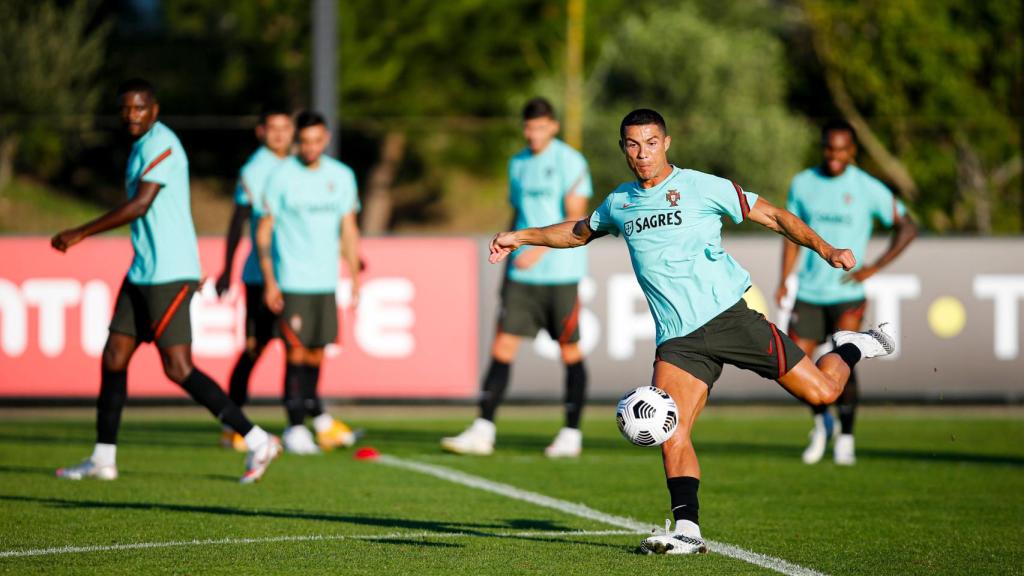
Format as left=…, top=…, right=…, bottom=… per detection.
left=278, top=292, right=338, bottom=349
left=245, top=283, right=278, bottom=344
left=655, top=298, right=805, bottom=388
left=109, top=279, right=196, bottom=348
left=788, top=299, right=867, bottom=344
left=498, top=280, right=581, bottom=344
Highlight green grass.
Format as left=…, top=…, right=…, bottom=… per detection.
left=0, top=179, right=108, bottom=234
left=0, top=405, right=1021, bottom=575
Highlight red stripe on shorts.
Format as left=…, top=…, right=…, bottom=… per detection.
left=558, top=299, right=582, bottom=345
left=279, top=319, right=303, bottom=349
left=769, top=323, right=786, bottom=379
left=152, top=284, right=191, bottom=341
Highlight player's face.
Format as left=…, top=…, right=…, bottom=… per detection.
left=621, top=124, right=672, bottom=182
left=120, top=92, right=158, bottom=139
left=822, top=129, right=856, bottom=177
left=261, top=114, right=295, bottom=156
left=523, top=116, right=559, bottom=154
left=297, top=124, right=329, bottom=165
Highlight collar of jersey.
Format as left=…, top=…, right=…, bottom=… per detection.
left=630, top=165, right=683, bottom=197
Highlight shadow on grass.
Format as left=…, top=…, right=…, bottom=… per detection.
left=0, top=464, right=237, bottom=482
left=695, top=440, right=1024, bottom=467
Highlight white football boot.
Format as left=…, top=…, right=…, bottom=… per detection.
left=801, top=412, right=834, bottom=464
left=440, top=418, right=495, bottom=456
left=240, top=435, right=282, bottom=484
left=544, top=427, right=582, bottom=458
left=834, top=434, right=856, bottom=466
left=283, top=425, right=321, bottom=455
left=56, top=458, right=118, bottom=481
left=833, top=323, right=896, bottom=359
left=639, top=519, right=708, bottom=555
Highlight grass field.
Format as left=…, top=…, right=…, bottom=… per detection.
left=0, top=405, right=1021, bottom=575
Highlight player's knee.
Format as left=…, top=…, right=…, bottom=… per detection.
left=560, top=343, right=582, bottom=364
left=161, top=355, right=193, bottom=384
left=101, top=342, right=131, bottom=372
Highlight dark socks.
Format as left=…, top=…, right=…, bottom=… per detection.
left=838, top=369, right=858, bottom=434
left=228, top=351, right=257, bottom=407
left=667, top=476, right=700, bottom=525
left=180, top=369, right=253, bottom=436
left=96, top=368, right=127, bottom=444
left=564, top=361, right=587, bottom=429
left=834, top=343, right=862, bottom=368
left=284, top=363, right=306, bottom=427
left=479, top=359, right=511, bottom=422
left=302, top=365, right=324, bottom=417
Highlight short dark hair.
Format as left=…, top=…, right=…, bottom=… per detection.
left=259, top=106, right=292, bottom=125
left=117, top=78, right=156, bottom=101
left=620, top=108, right=666, bottom=140
left=295, top=110, right=327, bottom=131
left=821, top=119, right=857, bottom=145
left=522, top=97, right=556, bottom=121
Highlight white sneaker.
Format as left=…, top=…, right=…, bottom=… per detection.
left=440, top=418, right=495, bottom=456
left=283, top=425, right=321, bottom=455
left=544, top=427, right=582, bottom=458
left=802, top=421, right=828, bottom=465
left=639, top=520, right=708, bottom=555
left=56, top=458, right=118, bottom=481
left=240, top=435, right=282, bottom=484
left=834, top=434, right=856, bottom=466
left=834, top=323, right=896, bottom=359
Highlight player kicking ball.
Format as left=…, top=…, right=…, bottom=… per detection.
left=50, top=78, right=280, bottom=484
left=487, top=109, right=895, bottom=555
left=214, top=108, right=296, bottom=452
left=256, top=111, right=361, bottom=455
left=442, top=98, right=593, bottom=458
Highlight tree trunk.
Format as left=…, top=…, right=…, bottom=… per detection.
left=360, top=131, right=407, bottom=235
left=954, top=132, right=992, bottom=234
left=0, top=134, right=19, bottom=196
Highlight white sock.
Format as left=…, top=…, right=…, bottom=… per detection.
left=92, top=443, right=116, bottom=466
left=313, top=414, right=335, bottom=434
left=556, top=427, right=582, bottom=441
left=675, top=519, right=702, bottom=538
left=244, top=426, right=269, bottom=451
left=812, top=413, right=825, bottom=432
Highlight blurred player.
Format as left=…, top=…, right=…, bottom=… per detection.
left=256, top=111, right=361, bottom=454
left=488, top=109, right=896, bottom=555
left=441, top=98, right=592, bottom=458
left=50, top=78, right=280, bottom=484
left=214, top=109, right=295, bottom=452
left=777, top=120, right=917, bottom=466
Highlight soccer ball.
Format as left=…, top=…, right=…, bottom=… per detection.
left=616, top=386, right=679, bottom=446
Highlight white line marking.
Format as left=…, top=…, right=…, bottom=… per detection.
left=0, top=529, right=639, bottom=559
left=377, top=455, right=827, bottom=576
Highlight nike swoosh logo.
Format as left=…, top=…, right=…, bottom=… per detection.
left=622, top=202, right=636, bottom=209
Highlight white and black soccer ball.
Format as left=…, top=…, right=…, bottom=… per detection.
left=616, top=386, right=678, bottom=447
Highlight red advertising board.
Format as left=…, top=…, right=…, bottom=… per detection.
left=0, top=237, right=478, bottom=398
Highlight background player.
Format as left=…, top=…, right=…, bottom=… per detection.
left=256, top=111, right=362, bottom=455
left=776, top=120, right=917, bottom=465
left=50, top=78, right=280, bottom=484
left=214, top=109, right=295, bottom=452
left=441, top=97, right=592, bottom=458
left=487, top=109, right=896, bottom=554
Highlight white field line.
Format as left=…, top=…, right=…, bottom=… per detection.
left=377, top=455, right=828, bottom=576
left=0, top=529, right=639, bottom=560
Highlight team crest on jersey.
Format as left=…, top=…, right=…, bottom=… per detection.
left=624, top=220, right=634, bottom=236
left=327, top=182, right=335, bottom=194
left=666, top=190, right=680, bottom=207
left=844, top=193, right=853, bottom=205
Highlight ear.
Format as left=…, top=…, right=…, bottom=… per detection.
left=619, top=139, right=626, bottom=153
left=323, top=128, right=332, bottom=147
left=255, top=125, right=266, bottom=140
left=663, top=135, right=671, bottom=152
left=552, top=119, right=561, bottom=135
left=152, top=102, right=160, bottom=119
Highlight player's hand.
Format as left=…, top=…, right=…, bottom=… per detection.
left=350, top=277, right=361, bottom=309
left=774, top=283, right=789, bottom=307
left=264, top=282, right=284, bottom=314
left=825, top=247, right=856, bottom=271
left=489, top=231, right=521, bottom=264
left=843, top=264, right=878, bottom=284
left=215, top=272, right=231, bottom=297
left=51, top=228, right=84, bottom=253
left=512, top=246, right=545, bottom=270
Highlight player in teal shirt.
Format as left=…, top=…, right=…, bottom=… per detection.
left=442, top=98, right=593, bottom=459
left=777, top=120, right=917, bottom=466
left=50, top=78, right=280, bottom=484
left=488, top=109, right=897, bottom=555
left=214, top=109, right=295, bottom=451
left=256, top=111, right=362, bottom=455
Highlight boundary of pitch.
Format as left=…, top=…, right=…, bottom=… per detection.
left=376, top=454, right=828, bottom=576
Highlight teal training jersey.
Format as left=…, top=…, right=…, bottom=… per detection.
left=787, top=165, right=906, bottom=305
left=125, top=121, right=201, bottom=285
left=235, top=146, right=287, bottom=285
left=589, top=167, right=760, bottom=345
left=507, top=139, right=593, bottom=285
left=260, top=156, right=360, bottom=294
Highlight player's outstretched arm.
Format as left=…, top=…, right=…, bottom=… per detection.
left=255, top=214, right=283, bottom=313
left=216, top=204, right=252, bottom=296
left=489, top=218, right=605, bottom=264
left=747, top=197, right=856, bottom=272
left=50, top=181, right=161, bottom=252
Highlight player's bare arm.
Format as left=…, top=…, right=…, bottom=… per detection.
left=341, top=211, right=362, bottom=307
left=51, top=181, right=162, bottom=252
left=255, top=214, right=283, bottom=313
left=490, top=218, right=605, bottom=264
left=843, top=212, right=918, bottom=283
left=513, top=191, right=588, bottom=270
left=775, top=239, right=801, bottom=305
left=746, top=197, right=856, bottom=272
left=216, top=203, right=252, bottom=296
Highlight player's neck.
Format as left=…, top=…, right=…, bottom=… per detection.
left=268, top=147, right=290, bottom=159
left=302, top=157, right=322, bottom=170
left=529, top=139, right=555, bottom=156
left=637, top=164, right=674, bottom=189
